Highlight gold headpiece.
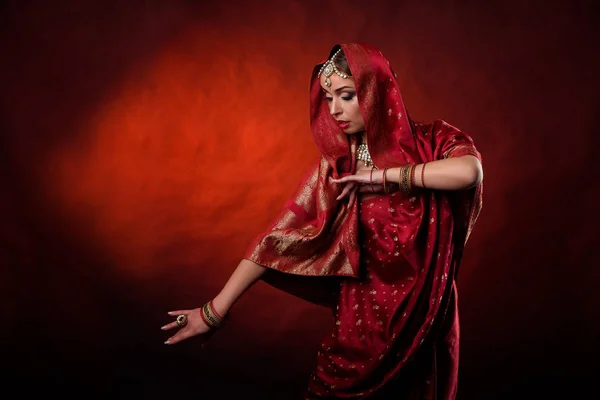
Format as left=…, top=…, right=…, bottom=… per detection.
left=317, top=48, right=349, bottom=87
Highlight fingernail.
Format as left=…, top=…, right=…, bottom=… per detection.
left=161, top=326, right=167, bottom=330
left=164, top=340, right=171, bottom=345
left=167, top=312, right=173, bottom=315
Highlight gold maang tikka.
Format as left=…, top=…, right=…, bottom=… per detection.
left=317, top=48, right=349, bottom=87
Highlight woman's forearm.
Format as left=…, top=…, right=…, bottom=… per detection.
left=211, top=258, right=267, bottom=317
left=386, top=155, right=483, bottom=191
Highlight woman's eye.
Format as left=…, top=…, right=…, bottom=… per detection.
left=342, top=93, right=356, bottom=101
left=325, top=97, right=333, bottom=102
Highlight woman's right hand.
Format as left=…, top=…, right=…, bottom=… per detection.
left=161, top=307, right=216, bottom=345
left=333, top=164, right=389, bottom=201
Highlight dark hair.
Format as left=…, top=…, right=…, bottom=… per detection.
left=328, top=45, right=352, bottom=77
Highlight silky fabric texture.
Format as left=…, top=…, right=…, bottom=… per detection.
left=306, top=127, right=480, bottom=398
left=243, top=43, right=482, bottom=398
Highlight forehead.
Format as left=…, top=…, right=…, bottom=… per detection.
left=319, top=73, right=356, bottom=92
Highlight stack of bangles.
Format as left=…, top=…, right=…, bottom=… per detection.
left=199, top=300, right=226, bottom=329
left=398, top=163, right=427, bottom=194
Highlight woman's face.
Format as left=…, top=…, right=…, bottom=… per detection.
left=320, top=72, right=365, bottom=135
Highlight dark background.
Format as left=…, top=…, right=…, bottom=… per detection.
left=1, top=0, right=599, bottom=398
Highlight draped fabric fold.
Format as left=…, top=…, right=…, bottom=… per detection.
left=243, top=43, right=482, bottom=398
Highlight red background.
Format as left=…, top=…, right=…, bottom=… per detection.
left=1, top=0, right=599, bottom=398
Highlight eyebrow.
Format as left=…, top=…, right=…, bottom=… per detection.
left=322, top=85, right=355, bottom=94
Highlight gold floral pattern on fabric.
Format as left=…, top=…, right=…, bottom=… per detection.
left=245, top=155, right=359, bottom=280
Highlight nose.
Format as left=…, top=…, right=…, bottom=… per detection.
left=329, top=97, right=342, bottom=117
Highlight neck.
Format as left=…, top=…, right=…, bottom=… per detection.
left=360, top=131, right=368, bottom=144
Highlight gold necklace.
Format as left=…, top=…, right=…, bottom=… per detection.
left=356, top=142, right=374, bottom=167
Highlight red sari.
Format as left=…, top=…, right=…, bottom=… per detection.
left=244, top=43, right=482, bottom=399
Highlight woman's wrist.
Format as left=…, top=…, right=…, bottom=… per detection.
left=200, top=299, right=227, bottom=329
left=211, top=295, right=230, bottom=318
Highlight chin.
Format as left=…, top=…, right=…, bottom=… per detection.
left=343, top=128, right=363, bottom=135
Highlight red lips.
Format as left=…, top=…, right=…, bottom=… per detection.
left=337, top=121, right=350, bottom=129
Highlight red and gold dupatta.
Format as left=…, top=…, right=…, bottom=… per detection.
left=243, top=43, right=482, bottom=311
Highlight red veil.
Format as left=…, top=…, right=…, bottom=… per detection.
left=243, top=43, right=482, bottom=398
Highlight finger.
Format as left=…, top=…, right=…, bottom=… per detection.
left=164, top=329, right=193, bottom=345
left=348, top=190, right=356, bottom=207
left=160, top=321, right=181, bottom=331
left=336, top=188, right=348, bottom=201
left=167, top=309, right=192, bottom=316
left=331, top=176, right=351, bottom=183
left=336, top=183, right=355, bottom=200
left=336, top=185, right=349, bottom=200
left=162, top=310, right=192, bottom=331
left=342, top=172, right=373, bottom=185
left=166, top=328, right=215, bottom=346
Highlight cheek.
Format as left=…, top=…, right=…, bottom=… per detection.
left=351, top=102, right=363, bottom=121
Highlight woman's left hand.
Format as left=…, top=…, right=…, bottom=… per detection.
left=161, top=308, right=215, bottom=345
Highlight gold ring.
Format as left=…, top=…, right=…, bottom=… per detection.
left=176, top=314, right=188, bottom=327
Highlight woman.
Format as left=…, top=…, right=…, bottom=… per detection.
left=161, top=43, right=483, bottom=399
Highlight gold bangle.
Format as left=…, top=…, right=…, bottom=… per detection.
left=421, top=162, right=428, bottom=189
left=398, top=166, right=404, bottom=193
left=399, top=164, right=414, bottom=195
left=201, top=305, right=215, bottom=328
left=206, top=303, right=224, bottom=327
left=399, top=165, right=406, bottom=194
left=407, top=164, right=415, bottom=192
left=202, top=303, right=225, bottom=329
